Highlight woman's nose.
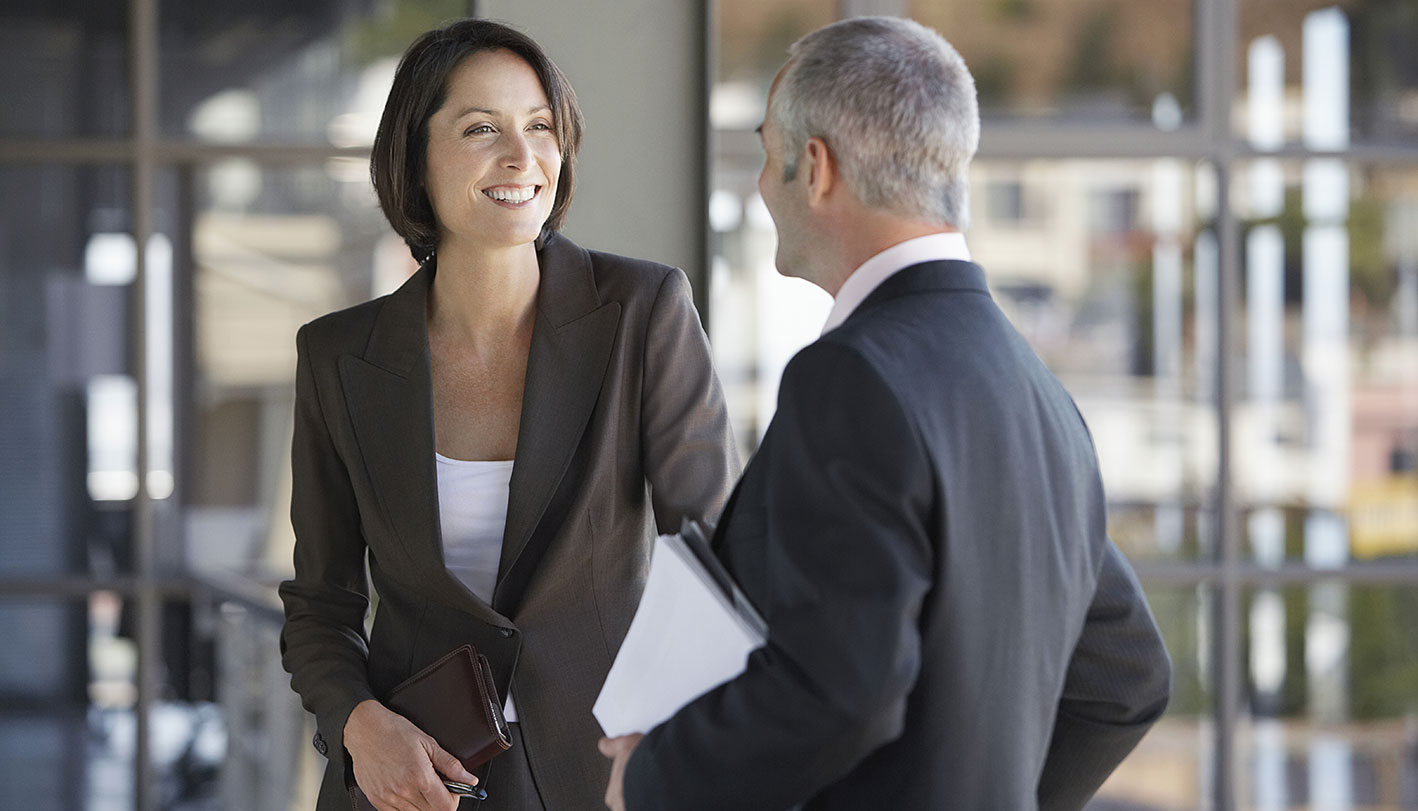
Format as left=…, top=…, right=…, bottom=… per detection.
left=501, top=131, right=534, bottom=169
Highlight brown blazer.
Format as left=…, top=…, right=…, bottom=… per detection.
left=278, top=232, right=739, bottom=810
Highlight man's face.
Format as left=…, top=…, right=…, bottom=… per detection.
left=756, top=81, right=812, bottom=281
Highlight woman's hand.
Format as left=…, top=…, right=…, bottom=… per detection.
left=344, top=699, right=478, bottom=811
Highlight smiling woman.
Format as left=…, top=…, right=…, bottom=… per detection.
left=277, top=18, right=739, bottom=811
left=370, top=21, right=583, bottom=266
left=422, top=50, right=563, bottom=254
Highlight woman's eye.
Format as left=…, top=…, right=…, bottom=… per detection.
left=464, top=124, right=494, bottom=136
left=529, top=121, right=552, bottom=131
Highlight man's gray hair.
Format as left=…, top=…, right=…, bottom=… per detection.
left=771, top=16, right=979, bottom=229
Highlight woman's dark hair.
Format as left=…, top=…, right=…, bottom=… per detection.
left=371, top=19, right=585, bottom=262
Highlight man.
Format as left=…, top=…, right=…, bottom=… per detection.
left=600, top=16, right=1171, bottom=811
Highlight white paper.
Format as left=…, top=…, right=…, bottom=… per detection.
left=593, top=532, right=766, bottom=738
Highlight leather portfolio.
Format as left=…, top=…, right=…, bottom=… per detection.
left=349, top=644, right=512, bottom=810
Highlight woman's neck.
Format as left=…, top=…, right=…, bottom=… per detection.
left=427, top=240, right=540, bottom=345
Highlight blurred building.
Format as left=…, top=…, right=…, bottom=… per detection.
left=2, top=0, right=1417, bottom=809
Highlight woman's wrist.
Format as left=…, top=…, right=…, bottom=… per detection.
left=344, top=698, right=387, bottom=748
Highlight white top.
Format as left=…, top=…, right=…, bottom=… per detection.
left=434, top=452, right=520, bottom=722
left=820, top=232, right=972, bottom=335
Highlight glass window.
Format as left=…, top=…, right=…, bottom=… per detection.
left=1239, top=1, right=1418, bottom=147
left=1094, top=586, right=1213, bottom=809
left=0, top=3, right=128, bottom=137
left=0, top=166, right=135, bottom=577
left=713, top=0, right=837, bottom=130
left=209, top=600, right=312, bottom=810
left=0, top=594, right=137, bottom=811
left=708, top=169, right=831, bottom=461
left=159, top=0, right=469, bottom=144
left=710, top=0, right=839, bottom=458
left=1241, top=585, right=1418, bottom=808
left=985, top=179, right=1031, bottom=225
left=185, top=164, right=402, bottom=584
left=910, top=0, right=1196, bottom=127
left=1235, top=162, right=1418, bottom=564
left=2, top=2, right=1416, bottom=809
left=973, top=160, right=1216, bottom=561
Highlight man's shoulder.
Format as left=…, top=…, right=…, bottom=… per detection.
left=781, top=332, right=909, bottom=412
left=808, top=286, right=1069, bottom=421
left=814, top=292, right=979, bottom=377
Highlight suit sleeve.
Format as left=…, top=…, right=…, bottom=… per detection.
left=277, top=324, right=378, bottom=786
left=625, top=341, right=934, bottom=811
left=1037, top=541, right=1172, bottom=810
left=639, top=267, right=740, bottom=531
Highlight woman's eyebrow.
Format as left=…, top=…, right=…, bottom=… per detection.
left=452, top=105, right=551, bottom=120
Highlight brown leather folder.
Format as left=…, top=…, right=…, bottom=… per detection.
left=349, top=644, right=512, bottom=810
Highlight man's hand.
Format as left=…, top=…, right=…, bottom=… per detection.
left=598, top=733, right=644, bottom=811
left=344, top=699, right=478, bottom=811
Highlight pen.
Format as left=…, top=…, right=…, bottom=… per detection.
left=444, top=779, right=488, bottom=801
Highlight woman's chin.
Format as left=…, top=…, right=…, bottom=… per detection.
left=447, top=223, right=548, bottom=252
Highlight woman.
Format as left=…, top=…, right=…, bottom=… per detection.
left=278, top=19, right=738, bottom=811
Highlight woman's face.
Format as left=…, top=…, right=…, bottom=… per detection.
left=423, top=48, right=561, bottom=253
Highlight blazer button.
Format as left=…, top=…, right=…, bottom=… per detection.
left=500, top=627, right=515, bottom=638
left=312, top=733, right=329, bottom=756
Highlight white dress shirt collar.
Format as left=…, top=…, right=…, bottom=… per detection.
left=821, top=232, right=971, bottom=335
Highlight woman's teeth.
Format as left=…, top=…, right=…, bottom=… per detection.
left=485, top=186, right=537, bottom=204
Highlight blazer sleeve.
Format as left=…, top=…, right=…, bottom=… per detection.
left=638, top=267, right=739, bottom=531
left=277, top=324, right=378, bottom=785
left=625, top=341, right=935, bottom=811
left=1036, top=541, right=1172, bottom=810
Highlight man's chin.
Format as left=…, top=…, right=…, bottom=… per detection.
left=776, top=263, right=814, bottom=286
left=773, top=252, right=799, bottom=280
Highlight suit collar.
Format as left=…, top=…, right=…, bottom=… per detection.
left=359, top=261, right=431, bottom=380
left=844, top=260, right=990, bottom=325
left=495, top=234, right=620, bottom=615
left=822, top=233, right=971, bottom=334
left=533, top=230, right=602, bottom=327
left=339, top=231, right=620, bottom=621
left=361, top=230, right=601, bottom=378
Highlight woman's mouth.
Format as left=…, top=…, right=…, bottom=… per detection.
left=482, top=185, right=540, bottom=207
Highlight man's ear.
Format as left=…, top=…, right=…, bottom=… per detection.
left=803, top=136, right=836, bottom=207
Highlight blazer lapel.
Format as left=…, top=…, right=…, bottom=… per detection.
left=338, top=266, right=510, bottom=626
left=495, top=234, right=620, bottom=612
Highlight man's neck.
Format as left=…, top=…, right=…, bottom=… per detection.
left=819, top=209, right=956, bottom=298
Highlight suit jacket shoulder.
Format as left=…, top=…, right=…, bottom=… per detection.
left=586, top=246, right=678, bottom=285
left=298, top=237, right=692, bottom=354
left=583, top=245, right=695, bottom=326
left=299, top=290, right=388, bottom=352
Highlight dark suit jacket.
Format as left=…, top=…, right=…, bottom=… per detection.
left=278, top=232, right=738, bottom=810
left=624, top=260, right=1171, bottom=810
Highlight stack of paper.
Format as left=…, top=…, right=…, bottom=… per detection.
left=593, top=520, right=767, bottom=738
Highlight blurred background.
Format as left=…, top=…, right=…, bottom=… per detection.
left=1, top=0, right=1416, bottom=808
